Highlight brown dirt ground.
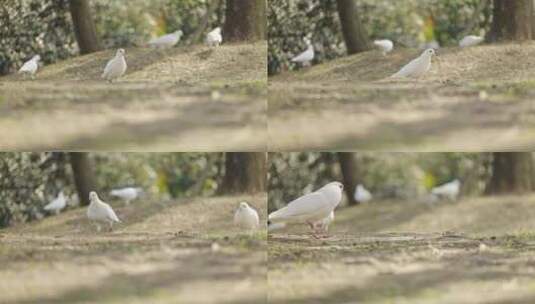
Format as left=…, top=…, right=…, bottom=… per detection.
left=0, top=194, right=267, bottom=304
left=0, top=42, right=267, bottom=151
left=268, top=194, right=535, bottom=303
left=268, top=42, right=535, bottom=151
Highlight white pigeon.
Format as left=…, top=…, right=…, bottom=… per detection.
left=459, top=35, right=484, bottom=48
left=44, top=191, right=67, bottom=214
left=206, top=27, right=222, bottom=47
left=18, top=55, right=41, bottom=79
left=233, top=202, right=260, bottom=230
left=312, top=211, right=334, bottom=234
left=354, top=184, right=372, bottom=203
left=391, top=48, right=435, bottom=78
left=87, top=191, right=121, bottom=232
left=101, top=48, right=127, bottom=83
left=110, top=187, right=142, bottom=205
left=268, top=182, right=343, bottom=237
left=148, top=30, right=183, bottom=48
left=431, top=179, right=461, bottom=201
left=374, top=39, right=394, bottom=55
left=291, top=40, right=314, bottom=66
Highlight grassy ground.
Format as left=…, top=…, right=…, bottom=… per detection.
left=0, top=193, right=267, bottom=304
left=0, top=42, right=267, bottom=151
left=268, top=194, right=535, bottom=303
left=268, top=42, right=535, bottom=151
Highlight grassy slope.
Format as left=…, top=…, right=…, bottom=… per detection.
left=0, top=194, right=267, bottom=304
left=0, top=42, right=267, bottom=151
left=268, top=194, right=535, bottom=303
left=268, top=42, right=535, bottom=151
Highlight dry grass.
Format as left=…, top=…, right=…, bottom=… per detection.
left=268, top=42, right=535, bottom=151
left=268, top=194, right=535, bottom=303
left=0, top=42, right=267, bottom=151
left=0, top=193, right=267, bottom=304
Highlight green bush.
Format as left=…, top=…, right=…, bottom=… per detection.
left=268, top=0, right=492, bottom=75
left=0, top=152, right=223, bottom=228
left=0, top=0, right=224, bottom=75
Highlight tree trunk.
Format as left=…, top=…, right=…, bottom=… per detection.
left=336, top=0, right=371, bottom=54
left=69, top=0, right=101, bottom=54
left=223, top=0, right=266, bottom=42
left=187, top=0, right=222, bottom=45
left=69, top=153, right=97, bottom=206
left=219, top=152, right=266, bottom=194
left=486, top=153, right=535, bottom=194
left=338, top=153, right=359, bottom=206
left=487, top=0, right=533, bottom=41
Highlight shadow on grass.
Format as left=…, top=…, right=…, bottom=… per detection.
left=15, top=251, right=264, bottom=304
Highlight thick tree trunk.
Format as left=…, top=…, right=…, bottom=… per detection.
left=69, top=153, right=97, bottom=206
left=486, top=153, right=535, bottom=194
left=69, top=0, right=101, bottom=54
left=487, top=0, right=533, bottom=41
left=219, top=153, right=266, bottom=194
left=336, top=0, right=371, bottom=54
left=223, top=0, right=266, bottom=42
left=338, top=153, right=359, bottom=206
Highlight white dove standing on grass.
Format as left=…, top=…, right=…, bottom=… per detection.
left=354, top=184, right=372, bottom=203
left=87, top=191, right=121, bottom=232
left=110, top=187, right=142, bottom=205
left=374, top=39, right=394, bottom=56
left=148, top=30, right=183, bottom=48
left=234, top=202, right=260, bottom=230
left=268, top=181, right=343, bottom=238
left=44, top=191, right=67, bottom=215
left=206, top=27, right=222, bottom=47
left=291, top=39, right=314, bottom=66
left=459, top=35, right=484, bottom=48
left=431, top=179, right=461, bottom=201
left=18, top=55, right=41, bottom=79
left=102, top=48, right=127, bottom=83
left=391, top=48, right=435, bottom=78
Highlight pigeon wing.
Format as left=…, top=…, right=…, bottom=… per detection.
left=104, top=203, right=121, bottom=222
left=269, top=191, right=328, bottom=222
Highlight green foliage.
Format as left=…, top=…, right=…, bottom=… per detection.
left=0, top=153, right=223, bottom=228
left=0, top=0, right=77, bottom=75
left=268, top=0, right=492, bottom=75
left=92, top=0, right=224, bottom=48
left=93, top=153, right=222, bottom=198
left=0, top=0, right=224, bottom=75
left=268, top=152, right=492, bottom=212
left=0, top=153, right=72, bottom=227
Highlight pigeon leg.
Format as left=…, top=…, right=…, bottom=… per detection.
left=96, top=224, right=102, bottom=233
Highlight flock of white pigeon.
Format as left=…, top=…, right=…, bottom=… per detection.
left=18, top=27, right=223, bottom=82
left=268, top=179, right=461, bottom=238
left=42, top=177, right=460, bottom=236
left=44, top=185, right=260, bottom=233
left=290, top=34, right=484, bottom=78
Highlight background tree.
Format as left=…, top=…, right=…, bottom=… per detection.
left=338, top=153, right=359, bottom=205
left=487, top=0, right=533, bottom=41
left=219, top=153, right=266, bottom=194
left=336, top=0, right=371, bottom=54
left=70, top=153, right=97, bottom=206
left=223, top=0, right=266, bottom=42
left=486, top=153, right=535, bottom=194
left=69, top=0, right=101, bottom=54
